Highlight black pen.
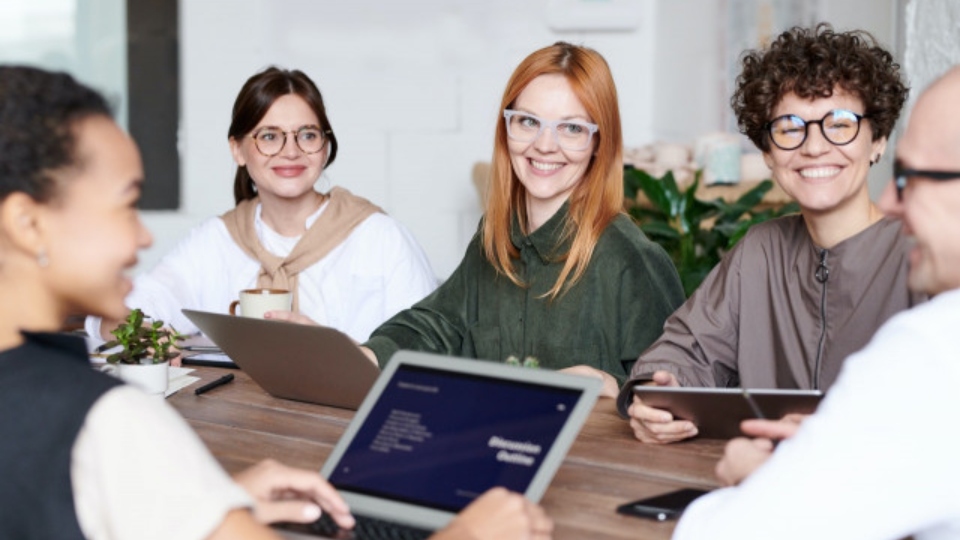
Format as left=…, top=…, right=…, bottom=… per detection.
left=194, top=373, right=235, bottom=395
left=182, top=345, right=224, bottom=353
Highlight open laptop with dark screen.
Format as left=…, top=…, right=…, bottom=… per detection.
left=278, top=350, right=601, bottom=539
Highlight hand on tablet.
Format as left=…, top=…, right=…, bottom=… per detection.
left=715, top=437, right=775, bottom=486
left=740, top=413, right=806, bottom=440
left=715, top=414, right=807, bottom=486
left=627, top=371, right=698, bottom=444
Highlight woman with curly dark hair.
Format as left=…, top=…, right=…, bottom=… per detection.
left=620, top=23, right=927, bottom=443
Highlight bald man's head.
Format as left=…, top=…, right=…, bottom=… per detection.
left=882, top=65, right=960, bottom=295
left=903, top=66, right=960, bottom=167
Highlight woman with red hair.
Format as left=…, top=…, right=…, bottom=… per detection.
left=362, top=42, right=684, bottom=397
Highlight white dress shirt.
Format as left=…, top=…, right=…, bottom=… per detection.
left=674, top=288, right=960, bottom=540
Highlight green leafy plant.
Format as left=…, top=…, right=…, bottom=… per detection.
left=103, top=308, right=184, bottom=364
left=625, top=167, right=800, bottom=297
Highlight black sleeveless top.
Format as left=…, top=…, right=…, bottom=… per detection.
left=0, top=332, right=122, bottom=539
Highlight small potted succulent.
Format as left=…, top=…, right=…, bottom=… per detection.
left=100, top=308, right=183, bottom=396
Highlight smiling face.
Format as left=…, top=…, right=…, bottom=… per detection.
left=763, top=88, right=886, bottom=217
left=41, top=116, right=153, bottom=320
left=878, top=69, right=960, bottom=296
left=507, top=74, right=595, bottom=230
left=229, top=93, right=328, bottom=204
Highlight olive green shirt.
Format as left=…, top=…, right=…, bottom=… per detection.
left=365, top=204, right=685, bottom=383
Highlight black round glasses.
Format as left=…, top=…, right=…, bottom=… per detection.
left=765, top=109, right=866, bottom=151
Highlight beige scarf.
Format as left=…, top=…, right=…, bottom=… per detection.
left=221, top=187, right=382, bottom=312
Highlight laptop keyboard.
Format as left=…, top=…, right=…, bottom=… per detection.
left=306, top=511, right=434, bottom=540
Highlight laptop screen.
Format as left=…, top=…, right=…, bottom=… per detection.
left=327, top=363, right=582, bottom=513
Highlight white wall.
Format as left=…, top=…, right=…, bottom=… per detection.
left=649, top=0, right=898, bottom=198
left=139, top=0, right=655, bottom=278
left=903, top=0, right=960, bottom=110
left=141, top=0, right=918, bottom=278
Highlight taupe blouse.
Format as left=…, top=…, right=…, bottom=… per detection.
left=617, top=215, right=925, bottom=415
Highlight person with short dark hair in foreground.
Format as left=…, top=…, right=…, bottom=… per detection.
left=0, top=65, right=552, bottom=540
left=672, top=65, right=960, bottom=540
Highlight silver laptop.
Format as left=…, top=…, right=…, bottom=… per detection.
left=182, top=309, right=378, bottom=410
left=279, top=350, right=601, bottom=538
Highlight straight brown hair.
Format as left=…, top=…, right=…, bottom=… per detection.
left=227, top=67, right=338, bottom=204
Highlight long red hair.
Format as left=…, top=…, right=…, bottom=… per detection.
left=482, top=42, right=624, bottom=299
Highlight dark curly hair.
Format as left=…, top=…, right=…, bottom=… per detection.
left=228, top=67, right=338, bottom=205
left=0, top=66, right=112, bottom=203
left=731, top=23, right=908, bottom=152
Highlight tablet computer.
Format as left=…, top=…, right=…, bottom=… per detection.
left=632, top=386, right=824, bottom=439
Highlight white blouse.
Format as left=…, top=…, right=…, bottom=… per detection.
left=87, top=200, right=437, bottom=343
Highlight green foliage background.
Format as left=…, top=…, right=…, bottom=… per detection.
left=624, top=167, right=800, bottom=296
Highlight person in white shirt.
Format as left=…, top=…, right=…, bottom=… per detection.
left=87, top=67, right=437, bottom=346
left=0, top=65, right=551, bottom=540
left=673, top=65, right=960, bottom=540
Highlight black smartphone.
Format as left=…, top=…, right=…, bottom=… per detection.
left=616, top=488, right=709, bottom=521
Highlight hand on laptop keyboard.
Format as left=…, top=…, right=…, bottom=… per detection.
left=436, top=488, right=554, bottom=540
left=306, top=512, right=432, bottom=540
left=233, top=459, right=355, bottom=529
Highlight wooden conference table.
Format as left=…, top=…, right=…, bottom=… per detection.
left=169, top=367, right=725, bottom=540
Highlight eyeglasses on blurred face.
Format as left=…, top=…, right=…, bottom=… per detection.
left=765, top=109, right=866, bottom=151
left=503, top=109, right=598, bottom=152
left=250, top=125, right=327, bottom=157
left=893, top=159, right=960, bottom=201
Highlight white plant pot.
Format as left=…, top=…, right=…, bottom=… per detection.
left=101, top=361, right=169, bottom=397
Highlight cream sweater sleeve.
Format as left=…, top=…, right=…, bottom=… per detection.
left=71, top=386, right=252, bottom=540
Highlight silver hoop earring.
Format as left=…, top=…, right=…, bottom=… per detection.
left=37, top=248, right=49, bottom=268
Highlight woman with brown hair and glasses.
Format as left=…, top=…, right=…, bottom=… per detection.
left=359, top=42, right=685, bottom=397
left=622, top=24, right=927, bottom=444
left=87, top=67, right=437, bottom=348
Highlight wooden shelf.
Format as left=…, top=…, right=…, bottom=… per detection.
left=471, top=161, right=793, bottom=211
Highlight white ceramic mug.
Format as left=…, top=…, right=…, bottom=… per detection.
left=101, top=361, right=169, bottom=396
left=229, top=288, right=292, bottom=319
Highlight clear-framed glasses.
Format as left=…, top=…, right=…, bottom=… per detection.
left=250, top=125, right=327, bottom=157
left=893, top=159, right=960, bottom=201
left=503, top=109, right=598, bottom=152
left=765, top=109, right=866, bottom=151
